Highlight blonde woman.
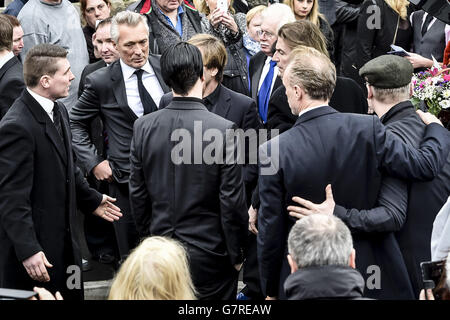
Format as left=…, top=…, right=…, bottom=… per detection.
left=108, top=237, right=196, bottom=300
left=283, top=0, right=334, bottom=59
left=355, top=0, right=412, bottom=73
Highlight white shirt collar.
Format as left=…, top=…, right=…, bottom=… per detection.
left=0, top=51, right=15, bottom=70
left=120, top=59, right=154, bottom=80
left=298, top=105, right=327, bottom=118
left=27, top=88, right=55, bottom=120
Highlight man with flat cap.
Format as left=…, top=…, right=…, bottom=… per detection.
left=360, top=55, right=450, bottom=297
left=288, top=54, right=450, bottom=299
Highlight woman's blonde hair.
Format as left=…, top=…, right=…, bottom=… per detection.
left=108, top=236, right=197, bottom=300
left=283, top=0, right=325, bottom=27
left=195, top=0, right=235, bottom=16
left=384, top=0, right=409, bottom=20
left=246, top=5, right=266, bottom=27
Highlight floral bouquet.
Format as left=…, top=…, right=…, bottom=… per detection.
left=411, top=66, right=450, bottom=122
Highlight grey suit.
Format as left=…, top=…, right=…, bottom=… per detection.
left=69, top=55, right=170, bottom=259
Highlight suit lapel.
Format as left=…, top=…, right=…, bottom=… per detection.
left=212, top=85, right=231, bottom=119
left=110, top=61, right=138, bottom=122
left=251, top=53, right=265, bottom=99
left=148, top=54, right=170, bottom=93
left=23, top=91, right=68, bottom=166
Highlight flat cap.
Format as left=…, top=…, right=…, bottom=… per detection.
left=359, top=55, right=413, bottom=88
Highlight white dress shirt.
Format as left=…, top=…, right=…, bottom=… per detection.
left=258, top=56, right=279, bottom=96
left=0, top=51, right=14, bottom=70
left=120, top=59, right=165, bottom=118
left=298, top=105, right=327, bottom=118
left=27, top=88, right=55, bottom=122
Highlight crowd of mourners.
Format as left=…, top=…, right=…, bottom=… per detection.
left=0, top=0, right=449, bottom=301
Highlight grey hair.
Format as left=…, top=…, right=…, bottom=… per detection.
left=260, top=3, right=295, bottom=33
left=110, top=11, right=149, bottom=43
left=371, top=83, right=411, bottom=104
left=286, top=46, right=336, bottom=101
left=288, top=214, right=353, bottom=268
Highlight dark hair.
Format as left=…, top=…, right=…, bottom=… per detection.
left=161, top=42, right=203, bottom=96
left=23, top=44, right=68, bottom=88
left=278, top=20, right=329, bottom=57
left=2, top=14, right=21, bottom=28
left=0, top=15, right=13, bottom=52
left=80, top=0, right=111, bottom=18
left=96, top=16, right=113, bottom=31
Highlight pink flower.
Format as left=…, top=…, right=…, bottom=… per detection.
left=444, top=74, right=450, bottom=81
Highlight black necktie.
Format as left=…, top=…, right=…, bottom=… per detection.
left=421, top=14, right=434, bottom=37
left=134, top=69, right=158, bottom=115
left=53, top=102, right=64, bottom=140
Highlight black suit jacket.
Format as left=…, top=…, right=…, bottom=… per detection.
left=159, top=85, right=260, bottom=132
left=267, top=76, right=369, bottom=133
left=0, top=56, right=25, bottom=120
left=0, top=90, right=102, bottom=299
left=78, top=59, right=107, bottom=98
left=159, top=85, right=261, bottom=201
left=129, top=97, right=248, bottom=266
left=70, top=55, right=170, bottom=183
left=248, top=51, right=282, bottom=107
left=258, top=106, right=450, bottom=298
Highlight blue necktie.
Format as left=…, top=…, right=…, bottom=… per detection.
left=258, top=60, right=277, bottom=123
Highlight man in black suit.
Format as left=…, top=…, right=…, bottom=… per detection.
left=129, top=42, right=248, bottom=300
left=70, top=11, right=170, bottom=262
left=0, top=44, right=121, bottom=300
left=257, top=46, right=450, bottom=300
left=77, top=17, right=120, bottom=266
left=0, top=15, right=25, bottom=120
left=248, top=3, right=294, bottom=124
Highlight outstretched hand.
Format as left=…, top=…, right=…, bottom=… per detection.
left=287, top=184, right=335, bottom=219
left=93, top=195, right=122, bottom=222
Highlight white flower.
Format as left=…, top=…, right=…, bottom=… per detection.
left=443, top=90, right=450, bottom=99
left=439, top=100, right=450, bottom=109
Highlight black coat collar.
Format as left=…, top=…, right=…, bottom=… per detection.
left=380, top=100, right=416, bottom=125
left=293, top=105, right=338, bottom=127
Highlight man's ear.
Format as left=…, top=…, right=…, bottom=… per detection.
left=40, top=75, right=51, bottom=89
left=366, top=84, right=374, bottom=100
left=210, top=67, right=218, bottom=78
left=349, top=248, right=356, bottom=269
left=409, top=82, right=413, bottom=98
left=287, top=254, right=298, bottom=274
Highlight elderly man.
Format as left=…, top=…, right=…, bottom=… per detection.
left=70, top=11, right=170, bottom=263
left=0, top=15, right=25, bottom=120
left=18, top=0, right=89, bottom=110
left=0, top=44, right=120, bottom=300
left=257, top=46, right=449, bottom=300
left=249, top=3, right=294, bottom=124
left=286, top=214, right=368, bottom=300
left=128, top=0, right=202, bottom=54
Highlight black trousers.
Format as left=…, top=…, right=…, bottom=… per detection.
left=84, top=177, right=117, bottom=259
left=187, top=244, right=239, bottom=300
left=108, top=182, right=139, bottom=261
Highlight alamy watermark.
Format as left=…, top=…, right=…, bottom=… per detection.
left=170, top=121, right=280, bottom=175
